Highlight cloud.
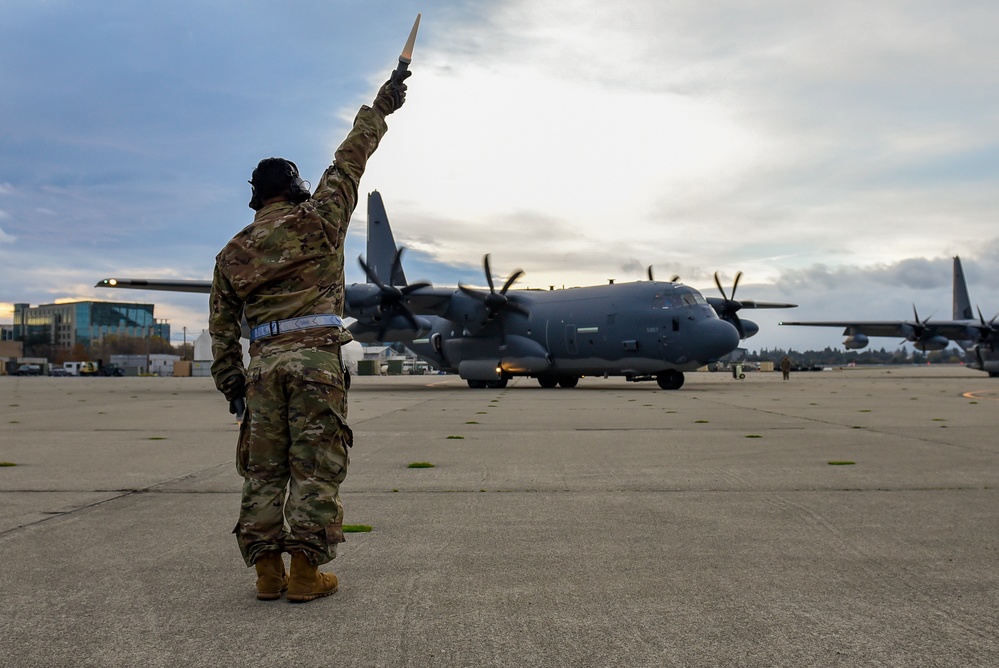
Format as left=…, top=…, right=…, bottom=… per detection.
left=3, top=0, right=999, bottom=355
left=0, top=225, right=15, bottom=243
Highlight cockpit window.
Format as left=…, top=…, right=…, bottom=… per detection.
left=653, top=292, right=684, bottom=309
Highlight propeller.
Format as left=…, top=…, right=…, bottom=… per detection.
left=899, top=305, right=934, bottom=347
left=353, top=247, right=430, bottom=340
left=911, top=305, right=932, bottom=335
left=976, top=306, right=999, bottom=349
left=711, top=271, right=746, bottom=338
left=458, top=254, right=529, bottom=344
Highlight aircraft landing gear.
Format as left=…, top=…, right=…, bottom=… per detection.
left=537, top=375, right=578, bottom=388
left=467, top=377, right=509, bottom=389
left=656, top=370, right=685, bottom=390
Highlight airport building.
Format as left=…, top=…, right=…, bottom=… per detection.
left=12, top=301, right=170, bottom=349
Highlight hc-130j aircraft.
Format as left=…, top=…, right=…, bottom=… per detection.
left=780, top=256, right=999, bottom=377
left=97, top=192, right=796, bottom=389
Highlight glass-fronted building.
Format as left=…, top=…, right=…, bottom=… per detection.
left=12, top=301, right=170, bottom=348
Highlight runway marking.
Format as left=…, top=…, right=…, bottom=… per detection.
left=961, top=389, right=999, bottom=401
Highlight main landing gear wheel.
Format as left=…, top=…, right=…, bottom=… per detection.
left=467, top=378, right=509, bottom=389
left=557, top=376, right=579, bottom=388
left=537, top=376, right=559, bottom=388
left=656, top=370, right=685, bottom=390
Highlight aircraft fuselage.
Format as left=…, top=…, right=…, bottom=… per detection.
left=357, top=281, right=741, bottom=387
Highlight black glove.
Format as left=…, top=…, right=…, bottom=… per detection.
left=373, top=70, right=412, bottom=116
left=230, top=397, right=246, bottom=418
left=219, top=374, right=245, bottom=414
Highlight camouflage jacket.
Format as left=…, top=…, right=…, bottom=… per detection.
left=209, top=105, right=389, bottom=391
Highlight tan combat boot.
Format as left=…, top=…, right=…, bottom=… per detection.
left=286, top=551, right=338, bottom=603
left=253, top=551, right=288, bottom=601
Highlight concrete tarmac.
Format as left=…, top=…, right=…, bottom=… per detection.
left=1, top=366, right=997, bottom=667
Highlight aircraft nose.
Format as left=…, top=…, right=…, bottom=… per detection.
left=696, top=318, right=741, bottom=361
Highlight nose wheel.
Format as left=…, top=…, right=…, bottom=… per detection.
left=656, top=370, right=685, bottom=390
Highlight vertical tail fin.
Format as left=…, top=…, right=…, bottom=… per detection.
left=366, top=191, right=407, bottom=286
left=953, top=256, right=972, bottom=321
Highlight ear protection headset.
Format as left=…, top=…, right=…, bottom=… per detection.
left=248, top=158, right=312, bottom=210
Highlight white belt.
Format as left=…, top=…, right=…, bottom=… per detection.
left=249, top=314, right=344, bottom=342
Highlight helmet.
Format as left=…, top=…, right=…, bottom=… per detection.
left=248, top=157, right=311, bottom=210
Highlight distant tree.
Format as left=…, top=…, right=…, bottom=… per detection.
left=744, top=343, right=966, bottom=367
left=173, top=342, right=194, bottom=360
left=95, top=335, right=176, bottom=357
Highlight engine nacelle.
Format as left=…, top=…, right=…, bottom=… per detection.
left=915, top=335, right=949, bottom=352
left=843, top=333, right=869, bottom=350
left=739, top=319, right=760, bottom=339
left=347, top=315, right=431, bottom=343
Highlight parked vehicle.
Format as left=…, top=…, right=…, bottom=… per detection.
left=16, top=364, right=42, bottom=376
left=78, top=361, right=100, bottom=376
left=49, top=368, right=71, bottom=377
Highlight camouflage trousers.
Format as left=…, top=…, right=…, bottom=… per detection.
left=234, top=344, right=352, bottom=567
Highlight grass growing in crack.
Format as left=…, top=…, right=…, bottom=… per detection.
left=828, top=461, right=855, bottom=466
left=408, top=462, right=435, bottom=468
left=447, top=435, right=465, bottom=439
left=0, top=462, right=16, bottom=467
left=343, top=524, right=373, bottom=533
left=745, top=434, right=762, bottom=438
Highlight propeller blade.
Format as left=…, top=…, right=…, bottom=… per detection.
left=505, top=298, right=531, bottom=317
left=713, top=272, right=727, bottom=301
left=731, top=271, right=743, bottom=300
left=483, top=254, right=496, bottom=293
left=389, top=248, right=406, bottom=285
left=647, top=266, right=654, bottom=281
left=358, top=255, right=385, bottom=288
left=501, top=269, right=524, bottom=294
left=399, top=281, right=431, bottom=296
left=458, top=283, right=487, bottom=302
left=670, top=274, right=680, bottom=283
left=401, top=309, right=420, bottom=332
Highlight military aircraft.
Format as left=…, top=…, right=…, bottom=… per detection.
left=780, top=256, right=999, bottom=377
left=97, top=192, right=796, bottom=390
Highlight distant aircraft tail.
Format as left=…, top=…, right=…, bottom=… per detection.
left=953, top=256, right=973, bottom=321
left=366, top=190, right=407, bottom=286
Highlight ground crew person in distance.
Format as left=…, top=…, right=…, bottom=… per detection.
left=209, top=70, right=410, bottom=602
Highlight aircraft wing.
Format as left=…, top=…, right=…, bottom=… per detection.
left=736, top=300, right=798, bottom=309
left=96, top=278, right=211, bottom=294
left=780, top=321, right=913, bottom=337
left=780, top=320, right=981, bottom=339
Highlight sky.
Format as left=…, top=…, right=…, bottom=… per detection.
left=2, top=0, right=998, bottom=354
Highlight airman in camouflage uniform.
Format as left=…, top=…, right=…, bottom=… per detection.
left=210, top=72, right=410, bottom=601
